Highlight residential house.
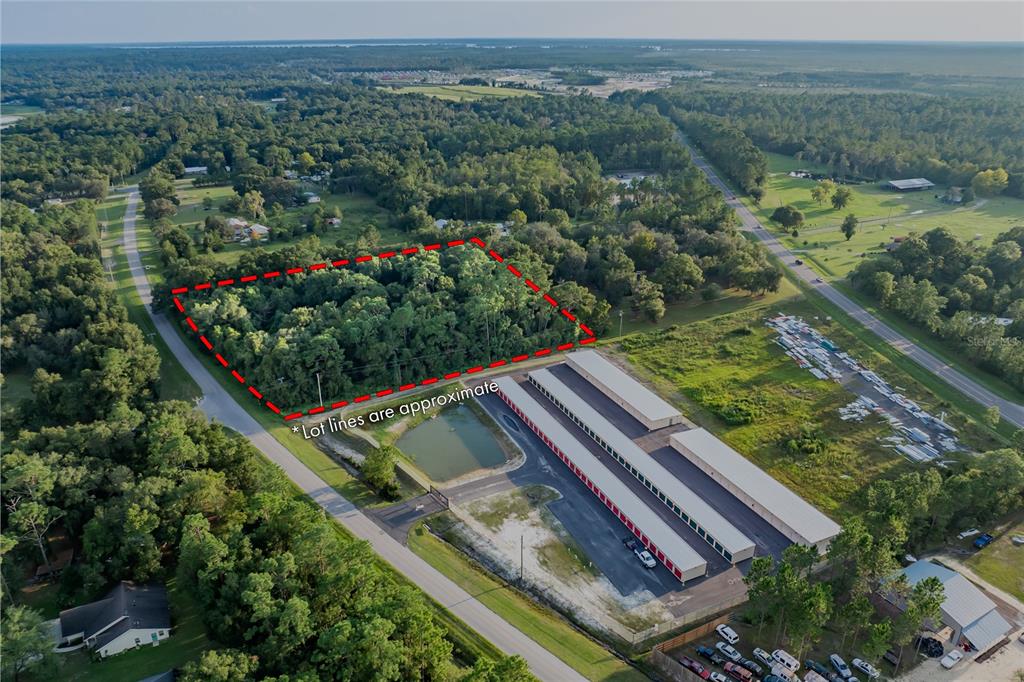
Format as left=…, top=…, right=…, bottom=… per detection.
left=325, top=217, right=342, bottom=227
left=57, top=582, right=171, bottom=658
left=183, top=166, right=208, bottom=176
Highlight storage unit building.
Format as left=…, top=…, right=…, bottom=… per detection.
left=529, top=369, right=756, bottom=563
left=494, top=376, right=707, bottom=582
left=670, top=429, right=841, bottom=554
left=565, top=349, right=682, bottom=430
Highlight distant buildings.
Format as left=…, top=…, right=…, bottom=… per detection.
left=303, top=191, right=321, bottom=204
left=886, top=178, right=935, bottom=192
left=57, top=582, right=170, bottom=658
left=227, top=217, right=269, bottom=242
left=183, top=166, right=208, bottom=176
left=325, top=217, right=342, bottom=227
left=884, top=560, right=1013, bottom=658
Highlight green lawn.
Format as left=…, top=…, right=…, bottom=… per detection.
left=58, top=579, right=211, bottom=682
left=966, top=515, right=1024, bottom=602
left=750, top=152, right=1024, bottom=279
left=616, top=279, right=801, bottom=337
left=408, top=521, right=645, bottom=682
left=98, top=194, right=202, bottom=403
left=383, top=84, right=541, bottom=101
left=1, top=103, right=45, bottom=116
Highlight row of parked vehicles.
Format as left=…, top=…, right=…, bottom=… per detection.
left=678, top=624, right=883, bottom=682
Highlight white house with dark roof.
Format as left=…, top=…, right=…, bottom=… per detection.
left=888, top=560, right=1013, bottom=657
left=57, top=582, right=170, bottom=658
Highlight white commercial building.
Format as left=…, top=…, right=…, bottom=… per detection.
left=670, top=429, right=840, bottom=554
left=494, top=377, right=707, bottom=582
left=566, top=349, right=682, bottom=430
left=529, top=368, right=756, bottom=563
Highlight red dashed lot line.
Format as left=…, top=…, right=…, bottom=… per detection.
left=169, top=238, right=597, bottom=421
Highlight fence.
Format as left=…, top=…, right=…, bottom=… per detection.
left=652, top=613, right=732, bottom=653
left=429, top=485, right=450, bottom=509
left=650, top=649, right=707, bottom=682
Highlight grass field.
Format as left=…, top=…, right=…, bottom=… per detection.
left=170, top=180, right=402, bottom=264
left=966, top=514, right=1024, bottom=602
left=618, top=291, right=1005, bottom=517
left=751, top=153, right=1024, bottom=279
left=58, top=579, right=211, bottom=682
left=383, top=84, right=541, bottom=101
left=408, top=521, right=646, bottom=682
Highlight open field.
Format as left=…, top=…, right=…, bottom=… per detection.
left=383, top=84, right=541, bottom=101
left=753, top=153, right=1024, bottom=280
left=618, top=295, right=1002, bottom=517
left=408, top=519, right=646, bottom=682
left=966, top=515, right=1024, bottom=602
left=59, top=580, right=211, bottom=682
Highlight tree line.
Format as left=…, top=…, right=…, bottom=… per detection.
left=851, top=226, right=1024, bottom=391
left=0, top=201, right=533, bottom=680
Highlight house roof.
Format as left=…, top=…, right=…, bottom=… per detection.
left=59, top=582, right=169, bottom=642
left=887, top=178, right=934, bottom=190
left=902, top=560, right=1011, bottom=648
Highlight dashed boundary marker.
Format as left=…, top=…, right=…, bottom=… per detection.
left=169, top=236, right=598, bottom=421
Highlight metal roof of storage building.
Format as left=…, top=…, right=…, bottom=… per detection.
left=887, top=178, right=935, bottom=190
left=566, top=350, right=681, bottom=424
left=530, top=368, right=755, bottom=559
left=494, top=376, right=706, bottom=577
left=670, top=428, right=841, bottom=546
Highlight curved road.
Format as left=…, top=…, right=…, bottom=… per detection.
left=119, top=191, right=587, bottom=682
left=679, top=138, right=1024, bottom=429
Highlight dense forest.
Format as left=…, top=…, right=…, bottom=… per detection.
left=641, top=86, right=1024, bottom=192
left=0, top=199, right=535, bottom=680
left=851, top=226, right=1024, bottom=391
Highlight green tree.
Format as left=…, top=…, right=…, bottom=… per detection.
left=241, top=190, right=265, bottom=220
left=831, top=186, right=853, bottom=210
left=144, top=198, right=178, bottom=221
left=971, top=168, right=1009, bottom=197
left=653, top=253, right=703, bottom=302
left=202, top=195, right=214, bottom=210
left=0, top=606, right=58, bottom=681
left=363, top=446, right=398, bottom=496
left=460, top=655, right=536, bottom=682
left=984, top=405, right=1001, bottom=428
left=771, top=204, right=804, bottom=229
left=841, top=213, right=858, bottom=241
left=507, top=209, right=527, bottom=228
left=811, top=179, right=835, bottom=205
left=181, top=649, right=260, bottom=682
left=630, top=274, right=665, bottom=322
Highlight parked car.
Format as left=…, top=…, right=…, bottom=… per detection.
left=794, top=259, right=804, bottom=265
left=764, top=676, right=789, bottom=682
left=940, top=650, right=964, bottom=669
left=851, top=658, right=880, bottom=679
left=771, top=649, right=800, bottom=673
left=957, top=528, right=981, bottom=540
left=697, top=645, right=727, bottom=666
left=709, top=673, right=728, bottom=682
left=724, top=662, right=754, bottom=682
left=915, top=636, right=944, bottom=658
left=805, top=659, right=834, bottom=678
left=882, top=649, right=900, bottom=666
left=678, top=655, right=711, bottom=679
left=830, top=654, right=852, bottom=678
left=754, top=648, right=774, bottom=666
left=716, top=623, right=740, bottom=644
left=717, top=641, right=743, bottom=662
left=741, top=658, right=764, bottom=676
left=632, top=545, right=657, bottom=568
left=973, top=533, right=994, bottom=549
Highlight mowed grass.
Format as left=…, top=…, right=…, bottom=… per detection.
left=383, top=84, right=541, bottom=101
left=172, top=180, right=402, bottom=265
left=752, top=153, right=1024, bottom=278
left=58, top=579, right=212, bottom=682
left=408, top=521, right=646, bottom=682
left=966, top=515, right=1024, bottom=602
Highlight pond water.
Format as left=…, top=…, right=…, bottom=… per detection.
left=396, top=404, right=507, bottom=482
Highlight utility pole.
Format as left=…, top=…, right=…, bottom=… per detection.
left=618, top=309, right=624, bottom=337
left=520, top=535, right=524, bottom=583
left=316, top=372, right=323, bottom=408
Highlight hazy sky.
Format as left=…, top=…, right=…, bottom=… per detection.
left=3, top=1, right=1023, bottom=45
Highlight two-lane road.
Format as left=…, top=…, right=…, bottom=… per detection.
left=679, top=137, right=1024, bottom=429
left=119, top=190, right=587, bottom=682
